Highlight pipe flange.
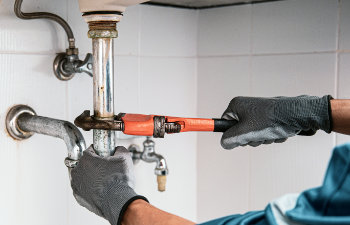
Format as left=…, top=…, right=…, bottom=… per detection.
left=83, top=14, right=122, bottom=23
left=53, top=53, right=75, bottom=81
left=6, top=105, right=36, bottom=140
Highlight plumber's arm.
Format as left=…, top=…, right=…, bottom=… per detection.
left=123, top=200, right=195, bottom=225
left=331, top=99, right=350, bottom=135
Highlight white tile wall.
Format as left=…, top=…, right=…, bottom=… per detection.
left=139, top=57, right=197, bottom=115
left=140, top=6, right=197, bottom=57
left=340, top=0, right=350, bottom=50
left=198, top=5, right=252, bottom=56
left=251, top=54, right=336, bottom=97
left=0, top=54, right=68, bottom=225
left=252, top=0, right=338, bottom=54
left=0, top=0, right=66, bottom=53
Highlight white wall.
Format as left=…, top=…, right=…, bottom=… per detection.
left=197, top=0, right=350, bottom=223
left=0, top=1, right=197, bottom=224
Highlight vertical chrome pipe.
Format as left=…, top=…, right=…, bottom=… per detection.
left=92, top=37, right=116, bottom=157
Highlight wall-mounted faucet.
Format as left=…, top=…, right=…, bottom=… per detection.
left=128, top=137, right=169, bottom=192
left=6, top=105, right=86, bottom=169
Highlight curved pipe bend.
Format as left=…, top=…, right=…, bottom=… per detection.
left=14, top=0, right=75, bottom=48
left=141, top=151, right=168, bottom=176
left=6, top=105, right=86, bottom=167
left=17, top=113, right=86, bottom=161
left=141, top=138, right=169, bottom=176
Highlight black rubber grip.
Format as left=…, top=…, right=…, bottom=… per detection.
left=213, top=119, right=238, bottom=132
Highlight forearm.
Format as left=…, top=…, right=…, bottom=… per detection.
left=331, top=99, right=350, bottom=135
left=122, top=200, right=195, bottom=225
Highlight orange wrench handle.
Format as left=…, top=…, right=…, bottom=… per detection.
left=119, top=113, right=238, bottom=137
left=166, top=117, right=215, bottom=132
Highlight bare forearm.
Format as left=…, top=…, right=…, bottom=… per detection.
left=122, top=200, right=195, bottom=225
left=331, top=99, right=350, bottom=135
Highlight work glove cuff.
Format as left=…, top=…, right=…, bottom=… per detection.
left=301, top=95, right=333, bottom=134
left=101, top=183, right=148, bottom=225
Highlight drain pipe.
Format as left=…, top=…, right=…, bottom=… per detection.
left=6, top=105, right=86, bottom=168
left=83, top=14, right=121, bottom=157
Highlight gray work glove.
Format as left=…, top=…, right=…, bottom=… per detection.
left=70, top=145, right=148, bottom=225
left=221, top=95, right=333, bottom=149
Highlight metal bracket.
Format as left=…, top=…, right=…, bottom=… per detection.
left=53, top=52, right=93, bottom=81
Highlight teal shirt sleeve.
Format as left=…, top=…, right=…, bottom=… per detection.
left=199, top=143, right=350, bottom=225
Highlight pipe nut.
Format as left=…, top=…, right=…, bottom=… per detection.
left=88, top=30, right=118, bottom=38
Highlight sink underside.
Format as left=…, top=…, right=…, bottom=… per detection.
left=146, top=0, right=283, bottom=9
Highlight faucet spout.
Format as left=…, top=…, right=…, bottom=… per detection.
left=128, top=137, right=169, bottom=192
left=142, top=137, right=169, bottom=176
left=6, top=105, right=86, bottom=167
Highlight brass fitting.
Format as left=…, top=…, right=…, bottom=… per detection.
left=88, top=21, right=118, bottom=38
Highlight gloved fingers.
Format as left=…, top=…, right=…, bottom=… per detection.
left=221, top=97, right=243, bottom=120
left=221, top=111, right=239, bottom=121
left=113, top=146, right=133, bottom=166
left=221, top=125, right=246, bottom=149
left=263, top=139, right=274, bottom=145
left=274, top=138, right=287, bottom=143
left=248, top=141, right=264, bottom=147
left=221, top=127, right=294, bottom=150
left=114, top=146, right=129, bottom=154
left=114, top=146, right=135, bottom=188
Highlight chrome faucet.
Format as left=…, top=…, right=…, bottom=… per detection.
left=128, top=137, right=169, bottom=192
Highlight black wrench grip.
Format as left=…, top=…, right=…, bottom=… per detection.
left=213, top=119, right=238, bottom=132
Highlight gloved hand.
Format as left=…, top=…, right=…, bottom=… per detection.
left=70, top=145, right=148, bottom=225
left=221, top=95, right=333, bottom=149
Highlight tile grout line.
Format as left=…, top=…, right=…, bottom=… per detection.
left=248, top=2, right=254, bottom=211
left=137, top=6, right=142, bottom=113
left=333, top=0, right=342, bottom=148
left=194, top=9, right=200, bottom=222
left=198, top=50, right=350, bottom=59
left=2, top=50, right=350, bottom=58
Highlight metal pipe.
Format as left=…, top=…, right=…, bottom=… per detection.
left=18, top=114, right=85, bottom=161
left=14, top=0, right=75, bottom=49
left=6, top=105, right=86, bottom=168
left=90, top=23, right=117, bottom=157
